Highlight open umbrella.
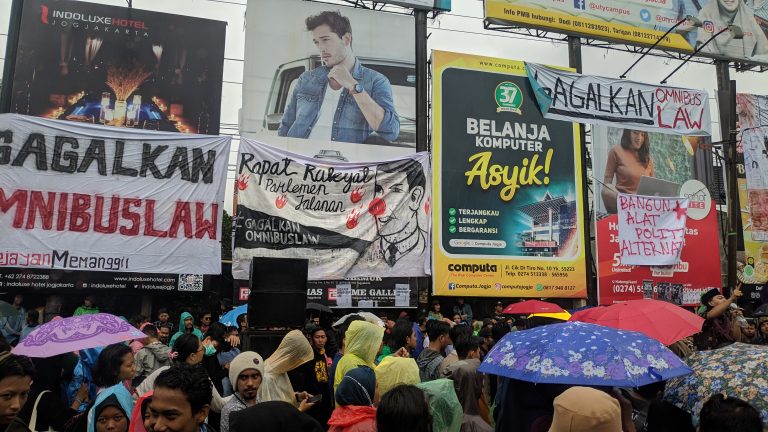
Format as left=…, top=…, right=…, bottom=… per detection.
left=478, top=321, right=692, bottom=387
left=503, top=300, right=565, bottom=315
left=752, top=303, right=768, bottom=318
left=664, top=343, right=768, bottom=425
left=219, top=304, right=247, bottom=327
left=0, top=301, right=20, bottom=318
left=570, top=300, right=704, bottom=346
left=528, top=311, right=572, bottom=321
left=306, top=303, right=332, bottom=314
left=332, top=312, right=384, bottom=328
left=13, top=313, right=144, bottom=358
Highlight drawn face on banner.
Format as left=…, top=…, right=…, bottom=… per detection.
left=371, top=160, right=427, bottom=264
left=311, top=23, right=352, bottom=68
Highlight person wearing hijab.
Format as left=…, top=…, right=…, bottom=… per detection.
left=334, top=321, right=384, bottom=396
left=257, top=330, right=315, bottom=411
left=696, top=0, right=768, bottom=60
left=374, top=356, right=419, bottom=397
left=87, top=383, right=134, bottom=432
left=229, top=401, right=324, bottom=432
left=416, top=379, right=463, bottom=432
left=129, top=391, right=152, bottom=432
left=446, top=360, right=492, bottom=432
left=328, top=367, right=378, bottom=432
left=290, top=325, right=334, bottom=427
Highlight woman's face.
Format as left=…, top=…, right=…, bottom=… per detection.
left=187, top=340, right=204, bottom=366
left=719, top=0, right=740, bottom=12
left=96, top=405, right=128, bottom=432
left=630, top=130, right=646, bottom=150
left=118, top=352, right=136, bottom=381
left=0, top=376, right=31, bottom=425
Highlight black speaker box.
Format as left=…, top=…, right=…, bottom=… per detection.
left=240, top=329, right=289, bottom=359
left=248, top=258, right=308, bottom=329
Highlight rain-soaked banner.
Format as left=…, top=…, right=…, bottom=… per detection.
left=525, top=63, right=712, bottom=136
left=232, top=138, right=431, bottom=280
left=0, top=114, right=230, bottom=274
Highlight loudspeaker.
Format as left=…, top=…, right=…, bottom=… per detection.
left=241, top=329, right=289, bottom=359
left=248, top=258, right=308, bottom=329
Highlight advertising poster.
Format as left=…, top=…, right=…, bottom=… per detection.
left=0, top=114, right=230, bottom=275
left=485, top=0, right=768, bottom=65
left=0, top=268, right=206, bottom=292
left=233, top=139, right=431, bottom=281
left=593, top=125, right=721, bottom=305
left=8, top=0, right=226, bottom=134
left=736, top=93, right=768, bottom=284
left=241, top=0, right=415, bottom=161
left=432, top=50, right=587, bottom=298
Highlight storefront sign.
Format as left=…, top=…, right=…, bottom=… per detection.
left=0, top=114, right=230, bottom=274
left=8, top=0, right=226, bottom=134
left=526, top=63, right=712, bottom=136
left=485, top=0, right=768, bottom=65
left=307, top=278, right=418, bottom=308
left=232, top=139, right=431, bottom=280
left=431, top=51, right=587, bottom=298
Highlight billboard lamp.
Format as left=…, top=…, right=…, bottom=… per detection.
left=661, top=25, right=743, bottom=84
left=620, top=15, right=702, bottom=79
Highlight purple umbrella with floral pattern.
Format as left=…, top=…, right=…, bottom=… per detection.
left=478, top=321, right=692, bottom=387
left=13, top=313, right=144, bottom=358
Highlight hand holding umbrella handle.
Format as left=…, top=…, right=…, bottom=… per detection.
left=610, top=388, right=637, bottom=432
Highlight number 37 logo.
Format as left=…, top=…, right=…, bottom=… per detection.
left=495, top=82, right=523, bottom=114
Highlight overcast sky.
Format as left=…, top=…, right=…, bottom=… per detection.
left=1, top=0, right=766, bottom=211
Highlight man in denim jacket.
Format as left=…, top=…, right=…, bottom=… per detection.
left=278, top=11, right=400, bottom=144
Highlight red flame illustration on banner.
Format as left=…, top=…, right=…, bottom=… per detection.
left=237, top=173, right=250, bottom=191
left=346, top=209, right=360, bottom=229
left=275, top=194, right=287, bottom=209
left=424, top=196, right=431, bottom=214
left=350, top=187, right=365, bottom=204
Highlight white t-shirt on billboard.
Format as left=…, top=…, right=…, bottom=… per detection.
left=308, top=84, right=343, bottom=141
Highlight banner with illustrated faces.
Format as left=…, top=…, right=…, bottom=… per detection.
left=431, top=51, right=588, bottom=298
left=485, top=0, right=768, bottom=66
left=592, top=124, right=721, bottom=305
left=735, top=93, right=768, bottom=285
left=232, top=139, right=431, bottom=281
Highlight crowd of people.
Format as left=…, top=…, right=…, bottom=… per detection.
left=0, top=290, right=763, bottom=432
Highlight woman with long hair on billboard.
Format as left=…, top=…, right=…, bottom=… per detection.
left=601, top=129, right=654, bottom=214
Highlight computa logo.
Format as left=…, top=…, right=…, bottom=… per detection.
left=573, top=0, right=585, bottom=10
left=448, top=264, right=498, bottom=273
left=41, top=5, right=50, bottom=24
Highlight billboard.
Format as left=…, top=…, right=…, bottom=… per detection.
left=8, top=0, right=226, bottom=134
left=0, top=114, right=230, bottom=275
left=485, top=0, right=768, bottom=65
left=241, top=0, right=415, bottom=161
left=593, top=125, right=721, bottom=305
left=736, top=93, right=768, bottom=285
left=431, top=50, right=587, bottom=298
left=232, top=139, right=431, bottom=280
left=0, top=268, right=206, bottom=292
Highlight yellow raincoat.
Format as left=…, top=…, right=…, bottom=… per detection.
left=257, top=330, right=314, bottom=407
left=375, top=356, right=420, bottom=396
left=333, top=321, right=384, bottom=395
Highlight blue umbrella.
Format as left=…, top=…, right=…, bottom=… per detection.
left=219, top=304, right=247, bottom=327
left=478, top=321, right=692, bottom=387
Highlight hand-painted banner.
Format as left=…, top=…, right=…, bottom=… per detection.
left=526, top=63, right=712, bottom=136
left=0, top=114, right=230, bottom=274
left=232, top=138, right=431, bottom=280
left=617, top=194, right=689, bottom=266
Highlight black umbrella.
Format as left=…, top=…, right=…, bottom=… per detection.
left=752, top=303, right=768, bottom=318
left=306, top=303, right=332, bottom=314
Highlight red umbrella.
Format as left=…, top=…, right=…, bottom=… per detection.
left=570, top=300, right=704, bottom=346
left=503, top=300, right=565, bottom=315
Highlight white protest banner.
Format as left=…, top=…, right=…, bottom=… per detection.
left=526, top=63, right=711, bottom=136
left=232, top=138, right=431, bottom=280
left=0, top=114, right=230, bottom=274
left=617, top=193, right=689, bottom=266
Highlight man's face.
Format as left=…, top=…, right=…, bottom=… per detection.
left=439, top=334, right=452, bottom=351
left=0, top=376, right=31, bottom=425
left=744, top=324, right=757, bottom=338
left=458, top=298, right=464, bottom=306
left=311, top=24, right=351, bottom=68
left=406, top=330, right=417, bottom=349
left=184, top=318, right=193, bottom=330
left=12, top=296, right=22, bottom=307
left=312, top=331, right=327, bottom=350
left=158, top=327, right=170, bottom=343
left=237, top=369, right=262, bottom=401
left=84, top=299, right=93, bottom=308
left=372, top=171, right=424, bottom=240
left=146, top=387, right=207, bottom=432
left=201, top=315, right=211, bottom=326
left=159, top=313, right=169, bottom=323
left=718, top=0, right=740, bottom=12
left=761, top=321, right=768, bottom=334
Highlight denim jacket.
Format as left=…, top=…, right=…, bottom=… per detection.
left=278, top=58, right=400, bottom=144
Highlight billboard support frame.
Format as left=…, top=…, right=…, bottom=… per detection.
left=716, top=61, right=739, bottom=295
left=567, top=36, right=596, bottom=304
